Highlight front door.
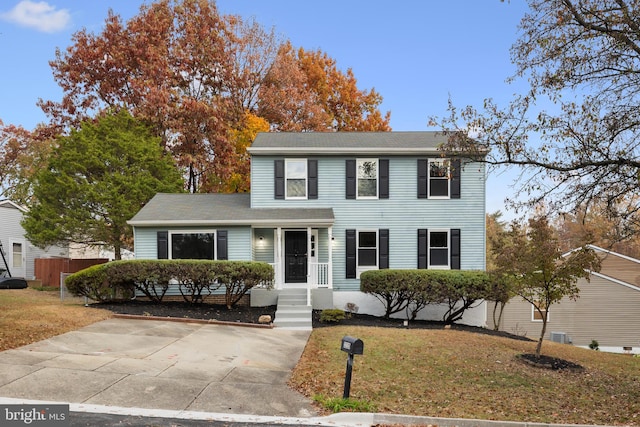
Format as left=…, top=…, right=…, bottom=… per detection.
left=284, top=230, right=307, bottom=283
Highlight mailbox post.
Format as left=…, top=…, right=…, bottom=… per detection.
left=340, top=336, right=364, bottom=399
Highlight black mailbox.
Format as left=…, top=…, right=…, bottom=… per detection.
left=341, top=336, right=364, bottom=355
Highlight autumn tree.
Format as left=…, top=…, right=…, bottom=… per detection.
left=492, top=216, right=601, bottom=356
left=22, top=110, right=183, bottom=259
left=432, top=0, right=640, bottom=237
left=219, top=111, right=269, bottom=192
left=259, top=42, right=391, bottom=131
left=554, top=200, right=640, bottom=259
left=485, top=211, right=514, bottom=330
left=39, top=0, right=236, bottom=193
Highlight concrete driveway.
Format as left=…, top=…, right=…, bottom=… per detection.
left=0, top=318, right=316, bottom=417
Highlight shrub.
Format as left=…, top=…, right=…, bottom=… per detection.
left=360, top=269, right=492, bottom=323
left=65, top=260, right=273, bottom=307
left=320, top=309, right=346, bottom=323
left=589, top=340, right=600, bottom=351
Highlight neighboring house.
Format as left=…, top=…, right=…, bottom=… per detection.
left=69, top=242, right=134, bottom=261
left=128, top=132, right=487, bottom=325
left=0, top=200, right=68, bottom=280
left=488, top=245, right=640, bottom=354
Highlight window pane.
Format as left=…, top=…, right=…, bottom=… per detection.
left=429, top=180, right=448, bottom=197
left=286, top=160, right=306, bottom=198
left=358, top=248, right=377, bottom=266
left=287, top=160, right=306, bottom=178
left=358, top=160, right=377, bottom=179
left=358, top=178, right=377, bottom=197
left=287, top=179, right=306, bottom=197
left=359, top=232, right=377, bottom=248
left=430, top=248, right=448, bottom=265
left=12, top=243, right=22, bottom=268
left=429, top=160, right=449, bottom=177
left=172, top=233, right=215, bottom=259
left=357, top=160, right=377, bottom=198
left=430, top=232, right=448, bottom=248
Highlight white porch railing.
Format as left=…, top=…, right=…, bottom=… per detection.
left=268, top=262, right=330, bottom=289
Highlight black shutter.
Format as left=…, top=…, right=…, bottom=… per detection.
left=379, top=229, right=389, bottom=269
left=417, top=229, right=427, bottom=269
left=217, top=230, right=228, bottom=260
left=346, top=159, right=356, bottom=199
left=451, top=228, right=460, bottom=269
left=157, top=231, right=168, bottom=259
left=346, top=229, right=356, bottom=278
left=379, top=159, right=389, bottom=199
left=274, top=159, right=285, bottom=199
left=417, top=159, right=428, bottom=198
left=451, top=159, right=461, bottom=199
left=308, top=159, right=318, bottom=199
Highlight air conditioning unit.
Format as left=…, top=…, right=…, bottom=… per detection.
left=550, top=331, right=567, bottom=344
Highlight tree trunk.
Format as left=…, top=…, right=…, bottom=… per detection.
left=536, top=312, right=548, bottom=357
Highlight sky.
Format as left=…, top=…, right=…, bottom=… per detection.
left=0, top=0, right=531, bottom=217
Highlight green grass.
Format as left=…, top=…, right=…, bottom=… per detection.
left=290, top=326, right=640, bottom=425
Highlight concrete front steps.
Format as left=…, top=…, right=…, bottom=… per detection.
left=273, top=288, right=312, bottom=330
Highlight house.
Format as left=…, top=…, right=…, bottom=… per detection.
left=488, top=245, right=640, bottom=354
left=128, top=131, right=487, bottom=327
left=0, top=200, right=69, bottom=281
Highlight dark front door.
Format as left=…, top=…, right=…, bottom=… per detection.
left=285, top=231, right=307, bottom=283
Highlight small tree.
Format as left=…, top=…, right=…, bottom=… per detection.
left=492, top=216, right=601, bottom=356
left=22, top=110, right=183, bottom=259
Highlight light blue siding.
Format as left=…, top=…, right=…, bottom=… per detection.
left=134, top=226, right=252, bottom=261
left=251, top=156, right=485, bottom=291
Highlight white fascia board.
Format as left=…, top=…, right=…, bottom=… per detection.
left=247, top=147, right=442, bottom=156
left=127, top=218, right=335, bottom=227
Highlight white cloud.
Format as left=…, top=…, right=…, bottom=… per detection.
left=1, top=1, right=71, bottom=33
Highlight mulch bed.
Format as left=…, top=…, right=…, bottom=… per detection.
left=90, top=300, right=530, bottom=341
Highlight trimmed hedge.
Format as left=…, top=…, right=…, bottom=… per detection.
left=360, top=269, right=493, bottom=324
left=65, top=260, right=274, bottom=308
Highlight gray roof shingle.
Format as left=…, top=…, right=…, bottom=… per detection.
left=248, top=131, right=453, bottom=155
left=128, top=193, right=334, bottom=226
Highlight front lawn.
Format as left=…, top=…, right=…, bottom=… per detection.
left=290, top=325, right=640, bottom=426
left=0, top=287, right=111, bottom=351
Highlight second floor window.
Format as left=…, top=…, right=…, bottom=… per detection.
left=286, top=159, right=307, bottom=199
left=357, top=159, right=378, bottom=198
left=429, top=159, right=450, bottom=198
left=417, top=158, right=461, bottom=199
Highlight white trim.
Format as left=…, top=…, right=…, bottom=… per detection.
left=356, top=158, right=379, bottom=200
left=531, top=301, right=549, bottom=323
left=589, top=270, right=640, bottom=293
left=356, top=229, right=378, bottom=278
left=0, top=200, right=28, bottom=212
left=248, top=146, right=443, bottom=155
left=128, top=218, right=335, bottom=227
left=285, top=158, right=308, bottom=200
left=428, top=229, right=450, bottom=269
left=427, top=158, right=451, bottom=200
left=168, top=230, right=217, bottom=260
